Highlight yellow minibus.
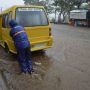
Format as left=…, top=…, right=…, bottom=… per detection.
left=0, top=5, right=53, bottom=54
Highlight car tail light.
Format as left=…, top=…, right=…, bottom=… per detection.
left=49, top=28, right=51, bottom=36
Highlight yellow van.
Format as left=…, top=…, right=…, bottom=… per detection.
left=0, top=5, right=53, bottom=54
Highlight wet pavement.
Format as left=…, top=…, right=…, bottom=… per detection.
left=0, top=24, right=90, bottom=90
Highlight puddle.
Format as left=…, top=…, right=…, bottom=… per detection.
left=0, top=49, right=53, bottom=90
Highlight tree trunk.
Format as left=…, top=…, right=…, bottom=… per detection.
left=55, top=10, right=57, bottom=23
left=62, top=12, right=66, bottom=23
left=58, top=11, right=62, bottom=24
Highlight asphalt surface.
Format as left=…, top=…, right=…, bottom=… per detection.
left=0, top=24, right=90, bottom=90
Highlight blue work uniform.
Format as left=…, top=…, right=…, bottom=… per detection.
left=9, top=20, right=33, bottom=73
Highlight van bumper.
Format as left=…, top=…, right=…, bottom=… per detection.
left=9, top=36, right=53, bottom=54
left=31, top=36, right=53, bottom=51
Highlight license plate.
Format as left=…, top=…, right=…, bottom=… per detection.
left=35, top=43, right=47, bottom=48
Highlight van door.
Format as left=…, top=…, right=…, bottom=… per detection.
left=16, top=7, right=50, bottom=40
left=2, top=12, right=12, bottom=47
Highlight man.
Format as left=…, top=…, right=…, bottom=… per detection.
left=9, top=20, right=33, bottom=74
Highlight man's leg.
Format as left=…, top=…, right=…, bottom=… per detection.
left=17, top=49, right=28, bottom=73
left=25, top=47, right=33, bottom=73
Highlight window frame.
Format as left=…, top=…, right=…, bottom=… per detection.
left=15, top=7, right=49, bottom=27
left=2, top=14, right=7, bottom=28
left=7, top=11, right=12, bottom=28
left=2, top=11, right=12, bottom=28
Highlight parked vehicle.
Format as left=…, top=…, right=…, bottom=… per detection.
left=70, top=9, right=90, bottom=27
left=0, top=5, right=53, bottom=54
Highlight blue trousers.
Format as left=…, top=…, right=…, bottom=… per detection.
left=17, top=47, right=33, bottom=73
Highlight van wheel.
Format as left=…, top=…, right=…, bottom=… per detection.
left=5, top=43, right=9, bottom=53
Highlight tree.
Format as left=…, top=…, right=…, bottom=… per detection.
left=86, top=0, right=90, bottom=3
left=23, top=0, right=39, bottom=5
left=53, top=0, right=84, bottom=23
left=23, top=0, right=48, bottom=6
left=23, top=0, right=48, bottom=10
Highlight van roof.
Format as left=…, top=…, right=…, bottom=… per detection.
left=1, top=5, right=44, bottom=15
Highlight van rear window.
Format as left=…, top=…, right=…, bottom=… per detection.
left=16, top=8, right=49, bottom=27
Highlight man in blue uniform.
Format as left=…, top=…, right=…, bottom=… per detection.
left=9, top=20, right=33, bottom=74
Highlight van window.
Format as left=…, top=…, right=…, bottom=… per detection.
left=8, top=12, right=12, bottom=21
left=2, top=12, right=12, bottom=28
left=2, top=14, right=8, bottom=28
left=8, top=12, right=12, bottom=27
left=2, top=15, right=6, bottom=27
left=16, top=8, right=49, bottom=27
left=5, top=14, right=9, bottom=27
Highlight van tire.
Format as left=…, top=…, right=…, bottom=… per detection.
left=5, top=43, right=9, bottom=53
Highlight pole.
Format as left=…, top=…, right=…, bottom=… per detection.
left=0, top=7, right=2, bottom=14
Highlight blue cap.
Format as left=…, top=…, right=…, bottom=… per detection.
left=9, top=19, right=18, bottom=28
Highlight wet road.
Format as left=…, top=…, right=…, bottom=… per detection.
left=0, top=24, right=90, bottom=90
